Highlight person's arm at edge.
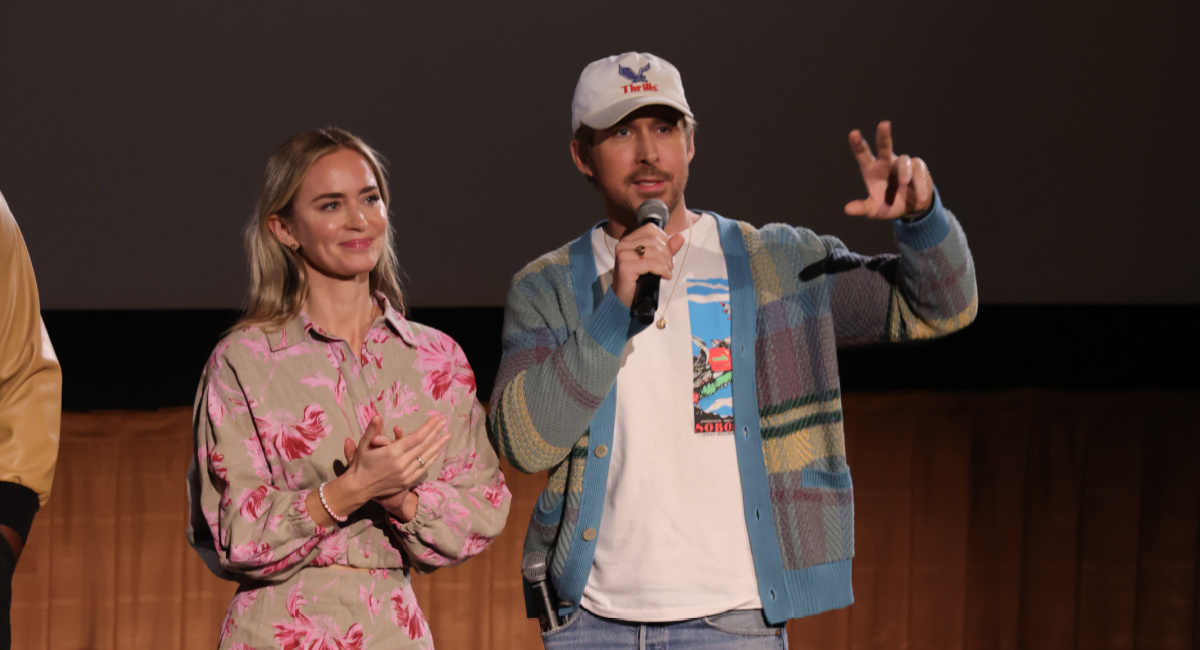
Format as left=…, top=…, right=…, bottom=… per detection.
left=0, top=193, right=63, bottom=564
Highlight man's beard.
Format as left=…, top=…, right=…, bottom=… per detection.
left=614, top=166, right=687, bottom=222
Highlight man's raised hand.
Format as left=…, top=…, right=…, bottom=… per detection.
left=844, top=121, right=934, bottom=220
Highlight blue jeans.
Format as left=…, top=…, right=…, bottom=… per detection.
left=541, top=608, right=787, bottom=649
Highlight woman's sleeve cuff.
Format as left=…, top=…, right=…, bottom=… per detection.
left=395, top=500, right=435, bottom=537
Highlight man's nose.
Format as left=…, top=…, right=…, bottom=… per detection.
left=636, top=132, right=659, bottom=165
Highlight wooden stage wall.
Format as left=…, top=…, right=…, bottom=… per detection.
left=11, top=390, right=1200, bottom=649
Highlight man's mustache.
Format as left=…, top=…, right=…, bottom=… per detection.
left=626, top=167, right=674, bottom=184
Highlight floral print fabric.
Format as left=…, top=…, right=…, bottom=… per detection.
left=187, top=297, right=511, bottom=648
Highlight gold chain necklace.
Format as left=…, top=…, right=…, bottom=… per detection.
left=602, top=214, right=695, bottom=330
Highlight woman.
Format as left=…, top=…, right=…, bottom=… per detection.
left=187, top=128, right=511, bottom=649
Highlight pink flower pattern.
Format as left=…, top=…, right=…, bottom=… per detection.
left=481, top=474, right=511, bottom=510
left=189, top=298, right=509, bottom=647
left=237, top=485, right=275, bottom=522
left=272, top=583, right=369, bottom=650
left=458, top=533, right=493, bottom=560
left=358, top=583, right=383, bottom=622
left=255, top=404, right=331, bottom=462
left=389, top=586, right=429, bottom=641
left=356, top=400, right=379, bottom=433
left=438, top=448, right=478, bottom=482
left=381, top=381, right=420, bottom=422
left=219, top=589, right=260, bottom=641
left=301, top=371, right=347, bottom=407
left=413, top=329, right=476, bottom=407
left=311, top=529, right=351, bottom=567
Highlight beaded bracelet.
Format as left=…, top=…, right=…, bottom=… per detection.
left=318, top=481, right=348, bottom=523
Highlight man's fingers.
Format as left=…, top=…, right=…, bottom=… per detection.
left=844, top=199, right=869, bottom=217
left=616, top=241, right=672, bottom=261
left=895, top=155, right=913, bottom=188
left=848, top=129, right=875, bottom=169
left=617, top=229, right=672, bottom=255
left=911, top=158, right=933, bottom=209
left=616, top=232, right=677, bottom=279
left=668, top=234, right=685, bottom=256
left=617, top=249, right=675, bottom=279
left=875, top=121, right=894, bottom=160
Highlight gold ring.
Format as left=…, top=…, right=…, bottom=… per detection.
left=635, top=245, right=646, bottom=258
left=416, top=456, right=426, bottom=467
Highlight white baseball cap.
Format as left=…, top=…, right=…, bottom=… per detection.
left=571, top=52, right=693, bottom=132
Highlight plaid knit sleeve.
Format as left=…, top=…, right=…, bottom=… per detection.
left=823, top=189, right=978, bottom=345
left=488, top=260, right=634, bottom=473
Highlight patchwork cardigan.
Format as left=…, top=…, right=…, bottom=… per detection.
left=488, top=193, right=976, bottom=624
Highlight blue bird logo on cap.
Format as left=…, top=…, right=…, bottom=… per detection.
left=618, top=63, right=651, bottom=83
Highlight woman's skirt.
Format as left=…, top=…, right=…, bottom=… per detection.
left=218, top=565, right=433, bottom=649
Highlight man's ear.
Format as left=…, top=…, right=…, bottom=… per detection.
left=267, top=214, right=297, bottom=250
left=569, top=140, right=595, bottom=179
left=686, top=128, right=696, bottom=163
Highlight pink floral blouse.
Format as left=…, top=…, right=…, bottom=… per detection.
left=187, top=297, right=511, bottom=586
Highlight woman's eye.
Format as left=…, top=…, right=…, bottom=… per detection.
left=321, top=201, right=340, bottom=211
left=365, top=194, right=382, bottom=205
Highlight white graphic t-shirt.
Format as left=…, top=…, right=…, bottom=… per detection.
left=581, top=212, right=762, bottom=622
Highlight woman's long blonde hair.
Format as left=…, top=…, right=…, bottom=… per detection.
left=238, top=127, right=404, bottom=331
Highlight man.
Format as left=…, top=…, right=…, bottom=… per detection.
left=0, top=189, right=62, bottom=650
left=489, top=52, right=976, bottom=648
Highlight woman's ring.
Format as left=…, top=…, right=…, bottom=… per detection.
left=417, top=456, right=426, bottom=467
left=635, top=245, right=646, bottom=258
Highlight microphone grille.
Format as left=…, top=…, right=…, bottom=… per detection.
left=636, top=199, right=670, bottom=228
left=521, top=553, right=548, bottom=581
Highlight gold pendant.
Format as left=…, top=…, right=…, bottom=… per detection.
left=656, top=317, right=667, bottom=330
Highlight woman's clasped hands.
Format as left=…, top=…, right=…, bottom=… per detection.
left=337, top=414, right=451, bottom=523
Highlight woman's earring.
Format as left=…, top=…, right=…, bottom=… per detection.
left=290, top=243, right=299, bottom=252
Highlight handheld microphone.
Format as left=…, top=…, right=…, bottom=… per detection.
left=522, top=554, right=560, bottom=631
left=631, top=199, right=671, bottom=325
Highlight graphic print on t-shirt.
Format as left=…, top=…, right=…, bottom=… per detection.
left=688, top=277, right=734, bottom=435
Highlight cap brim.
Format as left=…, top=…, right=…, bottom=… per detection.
left=581, top=96, right=693, bottom=130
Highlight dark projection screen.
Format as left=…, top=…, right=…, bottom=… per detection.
left=2, top=1, right=1196, bottom=309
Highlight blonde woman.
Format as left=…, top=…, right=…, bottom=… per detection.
left=187, top=128, right=511, bottom=649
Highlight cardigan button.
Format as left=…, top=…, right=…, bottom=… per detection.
left=595, top=444, right=608, bottom=458
left=582, top=528, right=598, bottom=541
